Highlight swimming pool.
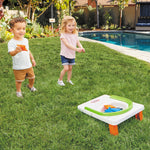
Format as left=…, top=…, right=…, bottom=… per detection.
left=79, top=31, right=150, bottom=52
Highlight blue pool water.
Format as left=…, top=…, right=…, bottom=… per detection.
left=79, top=31, right=150, bottom=52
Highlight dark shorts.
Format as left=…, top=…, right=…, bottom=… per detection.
left=61, top=55, right=75, bottom=65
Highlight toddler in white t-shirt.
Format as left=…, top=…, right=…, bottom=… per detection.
left=8, top=17, right=36, bottom=98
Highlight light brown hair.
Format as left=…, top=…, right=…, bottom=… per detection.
left=60, top=16, right=78, bottom=34
left=9, top=17, right=26, bottom=29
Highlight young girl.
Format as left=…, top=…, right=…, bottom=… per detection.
left=58, top=16, right=85, bottom=86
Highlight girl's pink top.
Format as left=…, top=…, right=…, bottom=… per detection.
left=60, top=33, right=78, bottom=59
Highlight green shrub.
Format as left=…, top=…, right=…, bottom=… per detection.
left=82, top=24, right=88, bottom=29
left=90, top=26, right=96, bottom=30
left=72, top=6, right=117, bottom=30
left=44, top=25, right=54, bottom=37
left=72, top=9, right=85, bottom=26
left=24, top=33, right=32, bottom=39
left=109, top=24, right=118, bottom=30
left=87, top=6, right=97, bottom=28
left=103, top=9, right=112, bottom=26
left=73, top=7, right=96, bottom=29
left=0, top=16, right=59, bottom=42
left=0, top=27, right=13, bottom=42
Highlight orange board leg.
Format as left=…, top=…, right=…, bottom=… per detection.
left=109, top=124, right=119, bottom=136
left=135, top=111, right=143, bottom=121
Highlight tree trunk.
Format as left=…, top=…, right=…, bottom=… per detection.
left=35, top=2, right=53, bottom=20
left=17, top=0, right=23, bottom=9
left=31, top=8, right=35, bottom=22
left=95, top=0, right=99, bottom=28
left=27, top=0, right=32, bottom=19
left=69, top=1, right=71, bottom=16
left=119, top=9, right=122, bottom=27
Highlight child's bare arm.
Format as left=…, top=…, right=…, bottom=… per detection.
left=9, top=46, right=22, bottom=56
left=77, top=40, right=83, bottom=48
left=29, top=51, right=36, bottom=67
left=61, top=38, right=83, bottom=53
left=77, top=40, right=85, bottom=53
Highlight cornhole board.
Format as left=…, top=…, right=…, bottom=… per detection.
left=78, top=95, right=144, bottom=135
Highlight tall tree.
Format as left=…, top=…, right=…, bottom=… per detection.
left=8, top=0, right=72, bottom=22
left=55, top=0, right=76, bottom=25
left=8, top=0, right=51, bottom=21
left=95, top=0, right=99, bottom=28
left=68, top=0, right=76, bottom=16
left=112, top=0, right=129, bottom=27
left=90, top=0, right=99, bottom=28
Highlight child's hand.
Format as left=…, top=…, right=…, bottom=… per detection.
left=32, top=59, right=36, bottom=67
left=17, top=45, right=28, bottom=51
left=15, top=46, right=22, bottom=54
left=77, top=48, right=83, bottom=53
left=82, top=48, right=85, bottom=53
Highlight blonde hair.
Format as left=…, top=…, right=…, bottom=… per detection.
left=60, top=16, right=78, bottom=34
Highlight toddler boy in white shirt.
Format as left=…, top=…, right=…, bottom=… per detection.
left=8, top=17, right=36, bottom=97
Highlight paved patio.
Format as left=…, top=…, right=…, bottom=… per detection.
left=79, top=36, right=150, bottom=63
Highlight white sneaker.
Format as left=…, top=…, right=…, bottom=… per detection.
left=16, top=92, right=23, bottom=98
left=27, top=85, right=37, bottom=92
left=57, top=80, right=65, bottom=86
left=67, top=80, right=74, bottom=85
left=30, top=87, right=37, bottom=92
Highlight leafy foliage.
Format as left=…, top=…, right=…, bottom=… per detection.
left=0, top=16, right=59, bottom=42
left=7, top=0, right=75, bottom=21
left=111, top=0, right=129, bottom=27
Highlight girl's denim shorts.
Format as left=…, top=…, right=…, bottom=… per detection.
left=61, top=55, right=75, bottom=65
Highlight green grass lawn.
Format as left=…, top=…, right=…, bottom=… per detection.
left=0, top=37, right=150, bottom=150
